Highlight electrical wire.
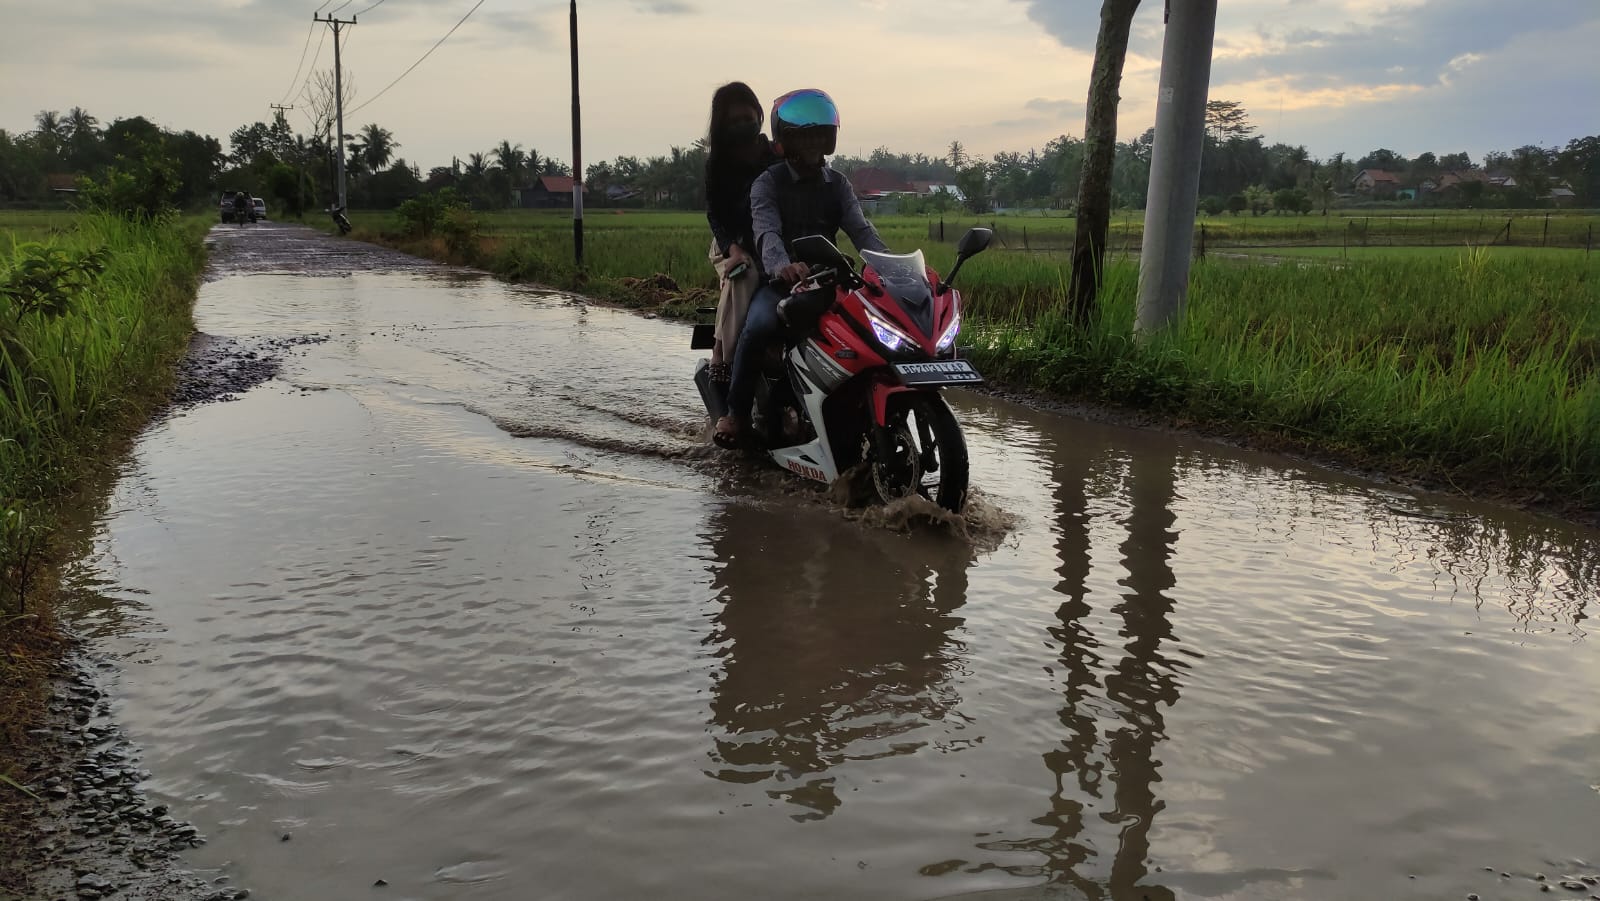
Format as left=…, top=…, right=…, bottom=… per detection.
left=327, top=0, right=355, bottom=14
left=347, top=0, right=487, bottom=116
left=352, top=0, right=387, bottom=17
left=278, top=21, right=320, bottom=106
left=293, top=25, right=329, bottom=106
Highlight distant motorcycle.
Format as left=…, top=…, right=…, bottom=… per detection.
left=330, top=205, right=352, bottom=235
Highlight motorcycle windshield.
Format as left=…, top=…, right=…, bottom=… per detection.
left=861, top=249, right=931, bottom=308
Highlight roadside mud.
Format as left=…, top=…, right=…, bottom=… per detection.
left=1, top=640, right=244, bottom=901
left=169, top=333, right=328, bottom=410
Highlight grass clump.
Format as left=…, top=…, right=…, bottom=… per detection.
left=1, top=212, right=209, bottom=614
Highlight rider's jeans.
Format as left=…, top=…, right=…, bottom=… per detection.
left=725, top=283, right=783, bottom=423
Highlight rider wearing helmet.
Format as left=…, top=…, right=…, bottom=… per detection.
left=715, top=88, right=888, bottom=448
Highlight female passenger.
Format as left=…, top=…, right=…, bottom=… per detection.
left=703, top=82, right=780, bottom=388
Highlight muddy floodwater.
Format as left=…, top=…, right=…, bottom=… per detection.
left=59, top=224, right=1600, bottom=900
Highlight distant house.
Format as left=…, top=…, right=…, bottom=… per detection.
left=46, top=173, right=79, bottom=195
left=517, top=175, right=587, bottom=209
left=1486, top=171, right=1518, bottom=189
left=923, top=184, right=967, bottom=203
left=847, top=167, right=914, bottom=198
left=1546, top=185, right=1578, bottom=207
left=1352, top=169, right=1401, bottom=195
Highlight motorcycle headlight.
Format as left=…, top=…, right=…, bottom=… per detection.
left=865, top=306, right=914, bottom=353
left=936, top=310, right=962, bottom=353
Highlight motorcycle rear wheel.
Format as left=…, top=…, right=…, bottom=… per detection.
left=872, top=394, right=969, bottom=513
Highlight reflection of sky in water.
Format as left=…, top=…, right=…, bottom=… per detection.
left=65, top=255, right=1600, bottom=901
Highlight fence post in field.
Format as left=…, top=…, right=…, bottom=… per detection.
left=1023, top=226, right=1029, bottom=251
left=1505, top=217, right=1513, bottom=245
left=1363, top=217, right=1370, bottom=247
left=939, top=216, right=945, bottom=241
left=1588, top=225, right=1593, bottom=254
left=1431, top=214, right=1437, bottom=246
left=1343, top=220, right=1349, bottom=259
left=1542, top=213, right=1549, bottom=247
left=1196, top=223, right=1206, bottom=260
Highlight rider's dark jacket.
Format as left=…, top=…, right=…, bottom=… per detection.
left=749, top=162, right=886, bottom=276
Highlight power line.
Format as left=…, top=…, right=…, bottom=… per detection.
left=352, top=0, right=388, bottom=17
left=293, top=25, right=330, bottom=105
left=313, top=0, right=333, bottom=11
left=347, top=0, right=487, bottom=116
left=278, top=21, right=319, bottom=105
left=326, top=0, right=355, bottom=15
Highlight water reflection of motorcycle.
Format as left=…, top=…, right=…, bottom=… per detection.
left=702, top=501, right=974, bottom=821
left=692, top=229, right=995, bottom=512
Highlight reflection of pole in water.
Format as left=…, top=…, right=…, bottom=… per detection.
left=1103, top=451, right=1180, bottom=900
left=986, top=444, right=1180, bottom=899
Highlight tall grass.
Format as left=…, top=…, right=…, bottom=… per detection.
left=969, top=254, right=1600, bottom=507
left=1, top=212, right=208, bottom=609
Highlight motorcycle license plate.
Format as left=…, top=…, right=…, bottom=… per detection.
left=892, top=360, right=983, bottom=386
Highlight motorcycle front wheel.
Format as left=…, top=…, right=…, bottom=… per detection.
left=871, top=393, right=969, bottom=513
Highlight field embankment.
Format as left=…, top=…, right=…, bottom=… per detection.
left=1, top=210, right=209, bottom=870
left=336, top=208, right=1600, bottom=519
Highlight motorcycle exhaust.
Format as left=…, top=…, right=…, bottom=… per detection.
left=694, top=359, right=728, bottom=420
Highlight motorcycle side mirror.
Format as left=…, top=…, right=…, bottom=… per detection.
left=940, top=227, right=994, bottom=292
left=956, top=227, right=993, bottom=258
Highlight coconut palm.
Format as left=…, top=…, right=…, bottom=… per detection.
left=65, top=107, right=98, bottom=143
left=493, top=141, right=527, bottom=180
left=354, top=123, right=398, bottom=172
left=33, top=110, right=68, bottom=159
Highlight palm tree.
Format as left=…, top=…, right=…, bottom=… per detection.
left=33, top=110, right=68, bottom=159
left=1310, top=176, right=1335, bottom=216
left=66, top=107, right=98, bottom=142
left=493, top=141, right=527, bottom=180
left=356, top=123, right=398, bottom=172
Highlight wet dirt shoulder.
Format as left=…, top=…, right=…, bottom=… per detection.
left=1, top=222, right=378, bottom=901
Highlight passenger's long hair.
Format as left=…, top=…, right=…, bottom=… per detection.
left=706, top=81, right=764, bottom=163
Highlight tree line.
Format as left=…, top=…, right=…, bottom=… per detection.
left=3, top=100, right=1595, bottom=217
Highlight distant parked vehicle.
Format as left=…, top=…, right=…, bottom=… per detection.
left=252, top=198, right=267, bottom=221
left=219, top=192, right=240, bottom=223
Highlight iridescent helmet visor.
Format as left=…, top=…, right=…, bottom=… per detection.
left=772, top=89, right=840, bottom=129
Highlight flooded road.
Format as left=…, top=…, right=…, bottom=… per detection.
left=63, top=223, right=1600, bottom=900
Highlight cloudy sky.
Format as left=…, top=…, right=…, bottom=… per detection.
left=2, top=0, right=1595, bottom=170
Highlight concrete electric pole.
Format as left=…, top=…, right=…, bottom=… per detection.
left=1136, top=0, right=1217, bottom=334
left=315, top=12, right=356, bottom=212
left=570, top=0, right=584, bottom=267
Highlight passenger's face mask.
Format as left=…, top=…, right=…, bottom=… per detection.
left=717, top=120, right=761, bottom=145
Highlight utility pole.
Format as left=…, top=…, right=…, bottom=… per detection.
left=570, top=0, right=584, bottom=266
left=1135, top=0, right=1217, bottom=334
left=315, top=12, right=356, bottom=212
left=270, top=103, right=302, bottom=216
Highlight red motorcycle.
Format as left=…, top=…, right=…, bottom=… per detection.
left=694, top=227, right=992, bottom=512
